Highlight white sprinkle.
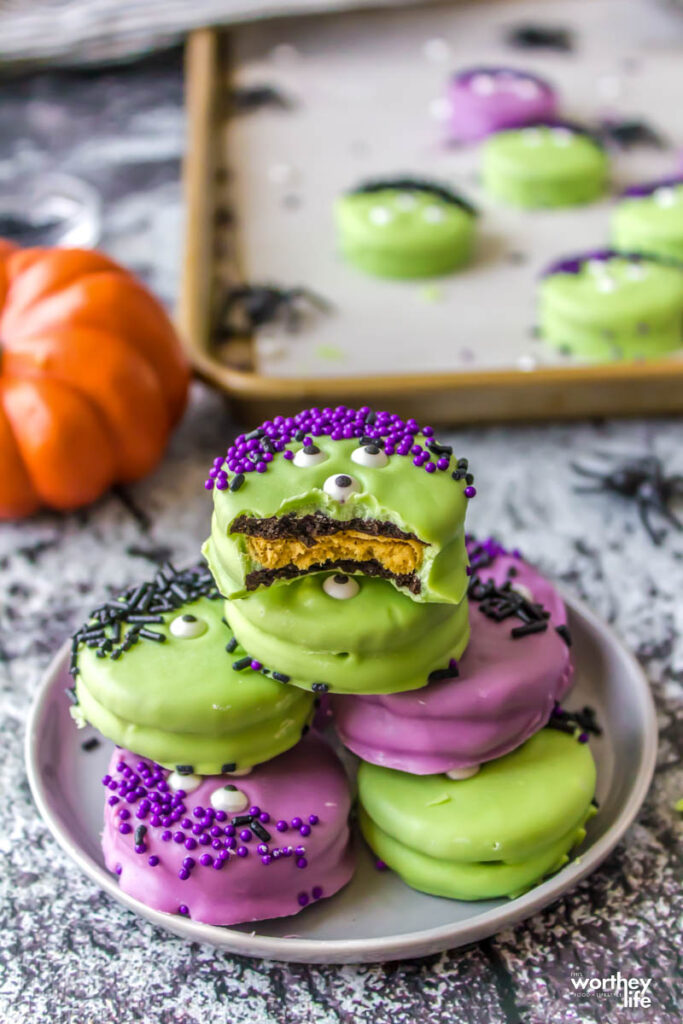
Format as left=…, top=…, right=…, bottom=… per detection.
left=587, top=259, right=609, bottom=275
left=596, top=276, right=617, bottom=293
left=522, top=128, right=542, bottom=146
left=422, top=38, right=451, bottom=64
left=517, top=354, right=537, bottom=372
left=429, top=97, right=452, bottom=122
left=368, top=206, right=392, bottom=226
left=168, top=771, right=202, bottom=793
left=446, top=765, right=480, bottom=780
left=267, top=163, right=296, bottom=186
left=210, top=786, right=249, bottom=814
left=422, top=205, right=445, bottom=224
left=470, top=74, right=496, bottom=97
left=626, top=262, right=646, bottom=281
left=394, top=192, right=418, bottom=211
left=552, top=128, right=573, bottom=146
left=511, top=78, right=541, bottom=100
left=654, top=187, right=677, bottom=208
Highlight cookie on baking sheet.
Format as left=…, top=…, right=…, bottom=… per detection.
left=538, top=249, right=683, bottom=360
left=612, top=177, right=683, bottom=265
left=482, top=123, right=608, bottom=207
left=448, top=66, right=558, bottom=142
left=334, top=177, right=476, bottom=278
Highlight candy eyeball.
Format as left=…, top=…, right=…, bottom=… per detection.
left=170, top=614, right=208, bottom=639
left=445, top=764, right=480, bottom=780
left=323, top=573, right=360, bottom=600
left=368, top=206, right=393, bottom=227
left=323, top=473, right=361, bottom=503
left=293, top=444, right=328, bottom=468
left=511, top=582, right=534, bottom=603
left=210, top=785, right=249, bottom=813
left=168, top=770, right=202, bottom=793
left=470, top=73, right=496, bottom=96
left=225, top=766, right=253, bottom=777
left=351, top=444, right=389, bottom=468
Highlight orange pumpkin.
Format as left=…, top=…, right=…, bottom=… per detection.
left=0, top=241, right=189, bottom=518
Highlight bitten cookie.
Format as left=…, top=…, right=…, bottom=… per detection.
left=612, top=177, right=683, bottom=264
left=203, top=406, right=474, bottom=606
left=334, top=177, right=476, bottom=278
left=332, top=538, right=574, bottom=775
left=448, top=67, right=558, bottom=142
left=68, top=563, right=314, bottom=775
left=482, top=123, right=608, bottom=207
left=102, top=734, right=354, bottom=925
left=358, top=727, right=597, bottom=901
left=538, top=249, right=683, bottom=360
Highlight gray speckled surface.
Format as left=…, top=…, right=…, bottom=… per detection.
left=0, top=50, right=681, bottom=1024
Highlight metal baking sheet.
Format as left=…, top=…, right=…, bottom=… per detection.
left=222, top=0, right=683, bottom=379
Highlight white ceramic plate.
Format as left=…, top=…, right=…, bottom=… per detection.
left=26, top=591, right=657, bottom=964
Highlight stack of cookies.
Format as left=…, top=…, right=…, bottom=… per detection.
left=68, top=406, right=597, bottom=926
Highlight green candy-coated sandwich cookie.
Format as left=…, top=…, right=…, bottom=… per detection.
left=538, top=250, right=683, bottom=360
left=68, top=564, right=314, bottom=775
left=612, top=178, right=683, bottom=265
left=358, top=728, right=596, bottom=901
left=482, top=124, right=608, bottom=208
left=334, top=177, right=476, bottom=279
left=204, top=418, right=472, bottom=607
left=222, top=571, right=470, bottom=695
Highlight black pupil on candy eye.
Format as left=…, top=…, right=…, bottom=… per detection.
left=365, top=445, right=380, bottom=454
left=336, top=475, right=352, bottom=487
left=334, top=574, right=349, bottom=584
left=304, top=445, right=320, bottom=455
left=181, top=614, right=196, bottom=622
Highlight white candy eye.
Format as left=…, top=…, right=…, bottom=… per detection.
left=511, top=583, right=534, bottom=603
left=368, top=206, right=393, bottom=226
left=511, top=78, right=540, bottom=100
left=394, top=193, right=417, bottom=211
left=225, top=766, right=253, bottom=777
left=293, top=444, right=328, bottom=468
left=323, top=573, right=360, bottom=600
left=169, top=614, right=208, bottom=639
left=446, top=764, right=480, bottom=780
left=471, top=74, right=496, bottom=96
left=422, top=205, right=445, bottom=224
left=210, top=785, right=249, bottom=813
left=551, top=128, right=573, bottom=146
left=351, top=444, right=389, bottom=468
left=168, top=771, right=202, bottom=793
left=323, top=473, right=360, bottom=503
left=654, top=187, right=676, bottom=208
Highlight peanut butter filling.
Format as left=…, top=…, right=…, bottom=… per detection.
left=245, top=530, right=425, bottom=576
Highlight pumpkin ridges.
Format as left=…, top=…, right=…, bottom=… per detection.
left=2, top=376, right=117, bottom=511
left=2, top=271, right=188, bottom=425
left=0, top=240, right=17, bottom=308
left=3, top=248, right=128, bottom=311
left=3, top=327, right=171, bottom=482
left=0, top=385, right=40, bottom=518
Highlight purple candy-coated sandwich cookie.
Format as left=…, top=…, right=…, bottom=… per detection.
left=331, top=539, right=573, bottom=775
left=448, top=66, right=558, bottom=142
left=102, top=734, right=354, bottom=925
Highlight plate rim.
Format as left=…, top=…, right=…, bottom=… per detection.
left=25, top=589, right=658, bottom=964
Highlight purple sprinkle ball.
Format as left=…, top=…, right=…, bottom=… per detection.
left=203, top=407, right=472, bottom=496
left=308, top=814, right=319, bottom=826
left=276, top=820, right=288, bottom=832
left=375, top=859, right=388, bottom=871
left=148, top=855, right=159, bottom=867
left=296, top=857, right=308, bottom=869
left=297, top=892, right=309, bottom=907
left=178, top=905, right=189, bottom=915
left=312, top=886, right=323, bottom=900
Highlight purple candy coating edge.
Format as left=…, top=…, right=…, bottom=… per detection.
left=540, top=248, right=645, bottom=278
left=452, top=66, right=554, bottom=92
left=620, top=175, right=683, bottom=199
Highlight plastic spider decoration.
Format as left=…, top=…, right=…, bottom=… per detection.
left=217, top=284, right=332, bottom=337
left=571, top=453, right=683, bottom=544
